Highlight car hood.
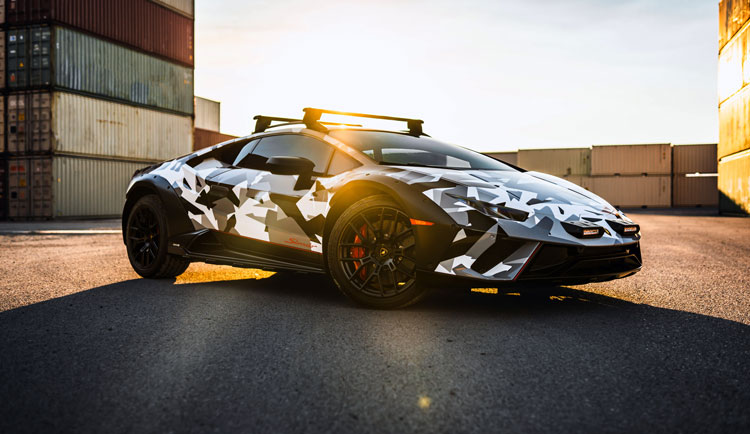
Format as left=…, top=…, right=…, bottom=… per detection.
left=385, top=166, right=637, bottom=246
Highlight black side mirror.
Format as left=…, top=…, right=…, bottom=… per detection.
left=266, top=156, right=316, bottom=190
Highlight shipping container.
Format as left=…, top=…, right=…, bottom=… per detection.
left=3, top=155, right=151, bottom=218
left=0, top=0, right=5, bottom=24
left=5, top=0, right=194, bottom=67
left=672, top=144, right=718, bottom=175
left=0, top=95, right=5, bottom=154
left=195, top=97, right=220, bottom=132
left=484, top=151, right=518, bottom=167
left=517, top=148, right=590, bottom=176
left=589, top=175, right=671, bottom=208
left=719, top=0, right=750, bottom=50
left=718, top=149, right=750, bottom=215
left=7, top=26, right=194, bottom=115
left=718, top=84, right=750, bottom=158
left=194, top=128, right=238, bottom=151
left=591, top=144, right=672, bottom=176
left=0, top=31, right=5, bottom=89
left=672, top=175, right=718, bottom=207
left=151, top=0, right=195, bottom=18
left=718, top=26, right=744, bottom=103
left=7, top=90, right=193, bottom=160
left=0, top=158, right=6, bottom=220
left=53, top=156, right=149, bottom=217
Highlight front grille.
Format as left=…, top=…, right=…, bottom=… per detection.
left=519, top=243, right=641, bottom=280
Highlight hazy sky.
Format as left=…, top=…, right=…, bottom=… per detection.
left=194, top=0, right=718, bottom=152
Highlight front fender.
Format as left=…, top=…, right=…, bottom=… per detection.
left=122, top=174, right=194, bottom=244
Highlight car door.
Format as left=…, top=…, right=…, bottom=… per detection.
left=205, top=133, right=335, bottom=264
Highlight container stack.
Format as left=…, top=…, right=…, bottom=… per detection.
left=517, top=148, right=591, bottom=186
left=0, top=0, right=195, bottom=219
left=193, top=96, right=237, bottom=151
left=589, top=144, right=672, bottom=208
left=718, top=0, right=750, bottom=215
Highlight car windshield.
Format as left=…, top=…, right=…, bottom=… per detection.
left=329, top=130, right=517, bottom=171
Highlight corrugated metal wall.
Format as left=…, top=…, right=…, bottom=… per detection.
left=52, top=156, right=149, bottom=217
left=484, top=151, right=518, bottom=167
left=718, top=0, right=750, bottom=215
left=54, top=27, right=194, bottom=114
left=589, top=176, right=672, bottom=208
left=7, top=91, right=193, bottom=159
left=591, top=144, right=672, bottom=176
left=672, top=144, right=718, bottom=207
left=194, top=128, right=237, bottom=151
left=5, top=0, right=194, bottom=66
left=718, top=150, right=750, bottom=214
left=517, top=148, right=590, bottom=176
left=151, top=0, right=194, bottom=18
left=195, top=97, right=220, bottom=132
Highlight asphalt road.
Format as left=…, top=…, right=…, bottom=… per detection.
left=0, top=211, right=749, bottom=433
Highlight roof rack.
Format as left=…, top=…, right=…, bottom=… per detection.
left=253, top=115, right=363, bottom=134
left=302, top=108, right=425, bottom=136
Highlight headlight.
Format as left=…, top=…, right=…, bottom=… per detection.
left=447, top=193, right=529, bottom=222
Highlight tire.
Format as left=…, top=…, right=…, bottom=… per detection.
left=326, top=194, right=429, bottom=309
left=125, top=194, right=190, bottom=279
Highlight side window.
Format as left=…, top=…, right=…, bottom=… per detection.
left=249, top=134, right=334, bottom=174
left=327, top=151, right=361, bottom=176
left=233, top=139, right=261, bottom=168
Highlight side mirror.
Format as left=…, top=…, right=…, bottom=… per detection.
left=266, top=156, right=315, bottom=175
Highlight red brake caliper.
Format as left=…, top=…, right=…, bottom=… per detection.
left=350, top=224, right=368, bottom=280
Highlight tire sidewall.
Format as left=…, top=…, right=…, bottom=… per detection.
left=126, top=195, right=170, bottom=278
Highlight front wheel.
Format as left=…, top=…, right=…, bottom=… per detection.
left=326, top=195, right=430, bottom=309
left=125, top=194, right=190, bottom=279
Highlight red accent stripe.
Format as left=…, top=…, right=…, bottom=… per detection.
left=409, top=218, right=434, bottom=226
left=210, top=229, right=323, bottom=255
left=513, top=242, right=542, bottom=281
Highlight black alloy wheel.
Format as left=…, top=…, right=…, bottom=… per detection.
left=327, top=195, right=429, bottom=309
left=125, top=194, right=190, bottom=278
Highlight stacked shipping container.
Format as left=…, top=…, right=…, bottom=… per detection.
left=484, top=143, right=718, bottom=208
left=1, top=1, right=195, bottom=219
left=718, top=0, right=750, bottom=215
left=193, top=96, right=237, bottom=151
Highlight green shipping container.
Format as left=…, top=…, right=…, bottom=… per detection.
left=7, top=26, right=193, bottom=115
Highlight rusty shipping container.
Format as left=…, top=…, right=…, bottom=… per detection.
left=7, top=26, right=194, bottom=115
left=589, top=175, right=671, bottom=208
left=194, top=128, right=238, bottom=151
left=5, top=0, right=194, bottom=67
left=484, top=151, right=518, bottom=167
left=195, top=97, right=220, bottom=132
left=151, top=0, right=194, bottom=18
left=6, top=91, right=193, bottom=160
left=591, top=144, right=672, bottom=176
left=517, top=148, right=590, bottom=176
left=719, top=0, right=750, bottom=50
left=718, top=150, right=750, bottom=214
left=2, top=155, right=151, bottom=218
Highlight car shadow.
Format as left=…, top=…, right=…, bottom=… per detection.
left=1, top=273, right=749, bottom=433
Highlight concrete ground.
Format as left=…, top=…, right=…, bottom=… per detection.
left=0, top=210, right=748, bottom=433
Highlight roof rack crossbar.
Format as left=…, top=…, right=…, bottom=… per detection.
left=253, top=115, right=363, bottom=134
left=302, top=107, right=425, bottom=136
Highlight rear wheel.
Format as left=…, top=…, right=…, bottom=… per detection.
left=327, top=195, right=429, bottom=309
left=126, top=194, right=190, bottom=278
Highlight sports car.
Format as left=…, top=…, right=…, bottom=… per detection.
left=123, top=108, right=642, bottom=308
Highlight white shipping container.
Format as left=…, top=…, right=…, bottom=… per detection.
left=517, top=148, right=590, bottom=176
left=151, top=0, right=194, bottom=18
left=591, top=144, right=672, bottom=176
left=589, top=175, right=671, bottom=208
left=195, top=97, right=221, bottom=132
left=53, top=156, right=151, bottom=217
left=7, top=91, right=193, bottom=161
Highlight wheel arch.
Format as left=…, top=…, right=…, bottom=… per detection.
left=122, top=176, right=194, bottom=244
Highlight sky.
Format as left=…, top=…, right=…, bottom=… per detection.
left=194, top=0, right=718, bottom=152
